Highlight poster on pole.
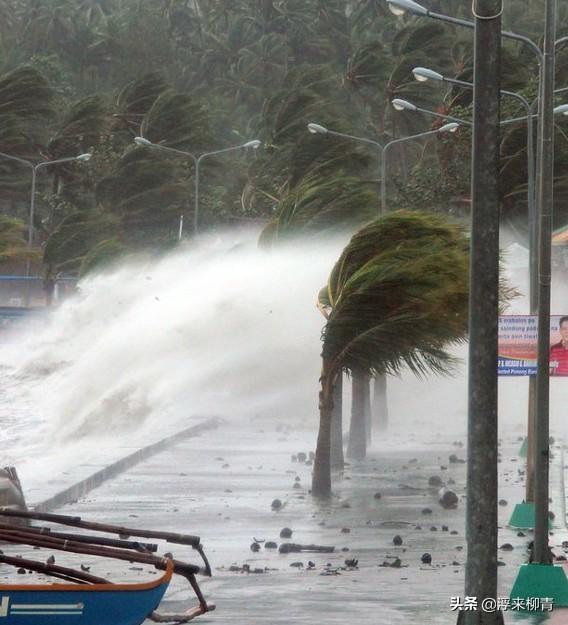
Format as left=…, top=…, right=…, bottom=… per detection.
left=498, top=315, right=568, bottom=376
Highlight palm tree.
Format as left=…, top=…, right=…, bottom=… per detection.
left=312, top=211, right=470, bottom=497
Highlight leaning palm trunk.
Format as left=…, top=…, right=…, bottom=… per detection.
left=312, top=361, right=336, bottom=497
left=347, top=369, right=367, bottom=460
left=372, top=374, right=389, bottom=432
left=330, top=372, right=344, bottom=470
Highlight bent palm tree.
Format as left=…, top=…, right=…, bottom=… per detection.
left=313, top=211, right=470, bottom=497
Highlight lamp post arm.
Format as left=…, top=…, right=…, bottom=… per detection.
left=412, top=105, right=473, bottom=127
left=141, top=142, right=198, bottom=163
left=424, top=9, right=543, bottom=61
left=196, top=143, right=256, bottom=162
left=33, top=155, right=91, bottom=172
left=380, top=128, right=447, bottom=214
left=0, top=152, right=33, bottom=170
left=323, top=129, right=384, bottom=150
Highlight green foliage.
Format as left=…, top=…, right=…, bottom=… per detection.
left=320, top=211, right=469, bottom=379
left=0, top=216, right=30, bottom=262
left=80, top=237, right=127, bottom=275
left=0, top=0, right=567, bottom=273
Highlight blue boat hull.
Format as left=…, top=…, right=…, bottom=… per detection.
left=0, top=564, right=172, bottom=625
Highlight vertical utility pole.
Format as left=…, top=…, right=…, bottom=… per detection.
left=533, top=0, right=557, bottom=565
left=461, top=0, right=502, bottom=623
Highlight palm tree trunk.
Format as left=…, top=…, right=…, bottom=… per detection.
left=347, top=369, right=367, bottom=460
left=364, top=374, right=372, bottom=444
left=312, top=363, right=335, bottom=497
left=372, top=374, right=389, bottom=432
left=330, top=371, right=344, bottom=470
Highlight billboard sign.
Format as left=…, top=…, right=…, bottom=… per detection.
left=498, top=315, right=568, bottom=376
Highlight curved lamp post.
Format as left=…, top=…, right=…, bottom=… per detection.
left=389, top=0, right=568, bottom=605
left=134, top=137, right=261, bottom=236
left=306, top=122, right=458, bottom=213
left=0, top=152, right=92, bottom=275
left=307, top=120, right=459, bottom=438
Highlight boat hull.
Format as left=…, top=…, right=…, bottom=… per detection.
left=0, top=563, right=172, bottom=625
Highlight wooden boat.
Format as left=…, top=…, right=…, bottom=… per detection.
left=0, top=509, right=216, bottom=624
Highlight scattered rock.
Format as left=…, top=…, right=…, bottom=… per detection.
left=265, top=542, right=278, bottom=549
left=449, top=454, right=465, bottom=464
left=450, top=530, right=459, bottom=535
left=451, top=561, right=460, bottom=566
left=557, top=555, right=567, bottom=562
left=393, top=535, right=403, bottom=546
left=271, top=499, right=283, bottom=511
left=517, top=531, right=526, bottom=537
left=250, top=542, right=261, bottom=553
left=294, top=476, right=301, bottom=482
left=428, top=476, right=443, bottom=487
left=421, top=508, right=432, bottom=515
left=439, top=488, right=459, bottom=509
left=421, top=553, right=432, bottom=564
left=290, top=562, right=303, bottom=568
left=280, top=528, right=293, bottom=539
left=297, top=453, right=307, bottom=463
left=293, top=482, right=302, bottom=489
left=17, top=568, right=25, bottom=574
left=341, top=528, right=351, bottom=534
left=497, top=560, right=506, bottom=566
left=500, top=543, right=514, bottom=551
left=430, top=526, right=437, bottom=532
left=442, top=525, right=449, bottom=532
left=344, top=558, right=358, bottom=568
left=46, top=556, right=55, bottom=565
left=498, top=499, right=508, bottom=506
left=373, top=492, right=382, bottom=500
left=341, top=502, right=351, bottom=509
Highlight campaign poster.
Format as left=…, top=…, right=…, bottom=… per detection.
left=498, top=315, right=568, bottom=376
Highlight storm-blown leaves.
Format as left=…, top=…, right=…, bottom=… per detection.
left=320, top=211, right=470, bottom=379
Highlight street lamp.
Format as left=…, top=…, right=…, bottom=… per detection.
left=0, top=152, right=92, bottom=274
left=134, top=137, right=261, bottom=236
left=380, top=123, right=458, bottom=213
left=306, top=120, right=459, bottom=434
left=389, top=0, right=567, bottom=606
left=392, top=97, right=568, bottom=127
left=412, top=67, right=537, bottom=271
left=306, top=121, right=459, bottom=214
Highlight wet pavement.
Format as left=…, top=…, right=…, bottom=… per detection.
left=7, top=419, right=568, bottom=624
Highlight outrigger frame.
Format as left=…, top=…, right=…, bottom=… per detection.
left=0, top=508, right=215, bottom=624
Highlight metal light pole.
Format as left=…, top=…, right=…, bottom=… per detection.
left=533, top=0, right=557, bottom=567
left=307, top=122, right=458, bottom=214
left=307, top=121, right=459, bottom=440
left=412, top=67, right=535, bottom=224
left=133, top=137, right=261, bottom=236
left=381, top=125, right=458, bottom=211
left=460, top=2, right=502, bottom=622
left=0, top=152, right=92, bottom=275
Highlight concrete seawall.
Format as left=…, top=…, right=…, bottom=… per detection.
left=33, top=417, right=220, bottom=512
